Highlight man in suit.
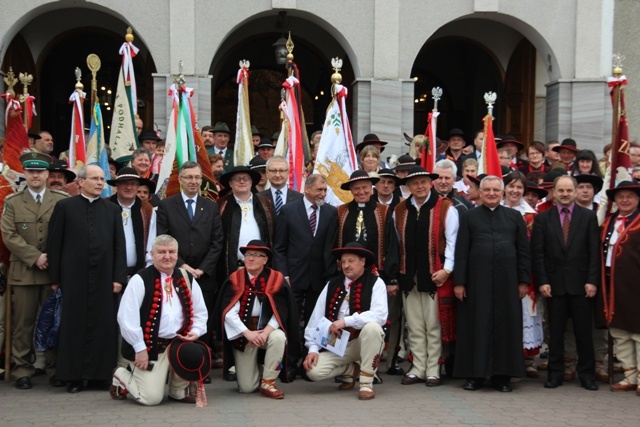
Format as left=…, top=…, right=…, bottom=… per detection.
left=1, top=152, right=68, bottom=389
left=258, top=156, right=303, bottom=215
left=273, top=174, right=338, bottom=381
left=531, top=175, right=600, bottom=391
left=210, top=122, right=234, bottom=172
left=156, top=161, right=224, bottom=361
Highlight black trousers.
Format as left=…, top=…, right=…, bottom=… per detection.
left=546, top=294, right=596, bottom=381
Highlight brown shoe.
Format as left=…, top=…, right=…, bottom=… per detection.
left=338, top=363, right=360, bottom=391
left=610, top=382, right=638, bottom=392
left=595, top=372, right=610, bottom=383
left=260, top=379, right=284, bottom=399
left=358, top=383, right=375, bottom=400
left=401, top=374, right=425, bottom=385
left=109, top=384, right=127, bottom=401
left=426, top=377, right=442, bottom=387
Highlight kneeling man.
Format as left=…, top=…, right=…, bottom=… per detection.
left=216, top=240, right=298, bottom=399
left=303, top=242, right=388, bottom=400
left=111, top=235, right=208, bottom=405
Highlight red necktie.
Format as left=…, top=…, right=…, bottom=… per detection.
left=562, top=208, right=570, bottom=247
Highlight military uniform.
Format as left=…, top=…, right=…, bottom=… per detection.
left=1, top=186, right=68, bottom=381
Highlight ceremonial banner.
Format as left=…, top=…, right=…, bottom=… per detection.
left=234, top=62, right=253, bottom=167
left=86, top=100, right=112, bottom=197
left=421, top=111, right=439, bottom=172
left=281, top=75, right=306, bottom=191
left=108, top=34, right=139, bottom=163
left=68, top=88, right=87, bottom=169
left=312, top=84, right=357, bottom=206
left=479, top=113, right=501, bottom=176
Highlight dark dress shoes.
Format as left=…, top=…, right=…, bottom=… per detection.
left=462, top=378, right=483, bottom=391
left=401, top=374, right=425, bottom=385
left=580, top=379, right=598, bottom=391
left=49, top=376, right=65, bottom=387
left=426, top=377, right=442, bottom=387
left=494, top=383, right=512, bottom=392
left=203, top=376, right=211, bottom=384
left=67, top=381, right=83, bottom=393
left=387, top=363, right=405, bottom=376
left=223, top=370, right=237, bottom=382
left=15, top=377, right=32, bottom=390
left=279, top=367, right=297, bottom=383
left=544, top=379, right=563, bottom=388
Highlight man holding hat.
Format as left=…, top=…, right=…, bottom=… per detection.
left=46, top=159, right=76, bottom=192
left=393, top=166, right=459, bottom=387
left=598, top=181, right=640, bottom=394
left=111, top=234, right=208, bottom=405
left=303, top=242, right=387, bottom=400
left=1, top=152, right=68, bottom=389
left=444, top=128, right=474, bottom=178
left=215, top=240, right=298, bottom=399
left=210, top=122, right=234, bottom=172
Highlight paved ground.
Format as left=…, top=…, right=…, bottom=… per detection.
left=1, top=361, right=638, bottom=427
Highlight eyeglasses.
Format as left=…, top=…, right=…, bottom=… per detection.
left=244, top=253, right=267, bottom=259
left=180, top=175, right=202, bottom=181
left=231, top=176, right=252, bottom=183
left=267, top=169, right=288, bottom=174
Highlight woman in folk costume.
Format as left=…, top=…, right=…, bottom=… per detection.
left=502, top=171, right=544, bottom=378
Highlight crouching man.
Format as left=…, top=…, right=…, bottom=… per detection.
left=215, top=240, right=299, bottom=399
left=110, top=234, right=208, bottom=405
left=303, top=242, right=388, bottom=400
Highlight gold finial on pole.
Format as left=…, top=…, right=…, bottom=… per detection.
left=286, top=32, right=294, bottom=62
left=331, top=57, right=343, bottom=85
left=612, top=53, right=625, bottom=78
left=125, top=27, right=134, bottom=43
left=484, top=91, right=497, bottom=118
left=18, top=71, right=33, bottom=129
left=3, top=67, right=17, bottom=97
left=87, top=54, right=101, bottom=106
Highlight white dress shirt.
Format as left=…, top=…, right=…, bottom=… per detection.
left=118, top=271, right=208, bottom=353
left=304, top=275, right=388, bottom=354
left=235, top=195, right=261, bottom=259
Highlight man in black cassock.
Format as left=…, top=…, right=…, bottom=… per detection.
left=47, top=164, right=127, bottom=393
left=453, top=175, right=530, bottom=392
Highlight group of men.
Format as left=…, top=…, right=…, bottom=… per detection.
left=3, top=127, right=640, bottom=407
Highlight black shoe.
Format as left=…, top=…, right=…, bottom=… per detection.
left=373, top=373, right=383, bottom=385
left=67, top=381, right=83, bottom=393
left=463, top=379, right=481, bottom=391
left=334, top=375, right=346, bottom=383
left=223, top=370, right=237, bottom=382
left=33, top=368, right=46, bottom=377
left=387, top=363, right=405, bottom=376
left=279, top=366, right=297, bottom=383
left=49, top=376, right=65, bottom=387
left=544, top=379, right=563, bottom=388
left=580, top=379, right=598, bottom=391
left=203, top=376, right=211, bottom=384
left=494, top=383, right=512, bottom=392
left=15, top=377, right=32, bottom=390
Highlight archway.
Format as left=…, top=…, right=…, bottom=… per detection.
left=411, top=18, right=541, bottom=145
left=1, top=7, right=156, bottom=155
left=209, top=12, right=356, bottom=140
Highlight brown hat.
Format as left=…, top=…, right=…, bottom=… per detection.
left=552, top=138, right=579, bottom=153
left=240, top=239, right=272, bottom=258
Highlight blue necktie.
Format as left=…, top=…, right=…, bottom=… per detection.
left=275, top=190, right=283, bottom=215
left=186, top=199, right=194, bottom=221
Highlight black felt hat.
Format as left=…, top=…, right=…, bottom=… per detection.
left=331, top=242, right=377, bottom=267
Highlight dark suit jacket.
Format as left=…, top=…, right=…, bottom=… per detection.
left=273, top=198, right=338, bottom=293
left=156, top=193, right=224, bottom=291
left=258, top=187, right=303, bottom=214
left=531, top=204, right=601, bottom=295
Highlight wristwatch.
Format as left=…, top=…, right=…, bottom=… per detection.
left=443, top=269, right=452, bottom=275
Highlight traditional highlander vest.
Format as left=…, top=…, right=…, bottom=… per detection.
left=324, top=268, right=377, bottom=323
left=337, top=199, right=388, bottom=271
left=221, top=267, right=285, bottom=351
left=121, top=266, right=194, bottom=361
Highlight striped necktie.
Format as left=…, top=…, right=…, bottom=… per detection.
left=309, top=204, right=318, bottom=235
left=562, top=207, right=570, bottom=247
left=275, top=190, right=283, bottom=215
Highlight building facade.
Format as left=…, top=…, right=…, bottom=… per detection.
left=0, top=0, right=636, bottom=158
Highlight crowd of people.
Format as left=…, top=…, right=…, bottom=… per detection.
left=1, top=122, right=639, bottom=407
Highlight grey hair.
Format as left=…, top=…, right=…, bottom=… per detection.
left=131, top=147, right=152, bottom=161
left=152, top=234, right=179, bottom=251
left=434, top=159, right=457, bottom=177
left=305, top=173, right=326, bottom=188
left=266, top=155, right=288, bottom=169
left=77, top=164, right=103, bottom=179
left=480, top=175, right=505, bottom=190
